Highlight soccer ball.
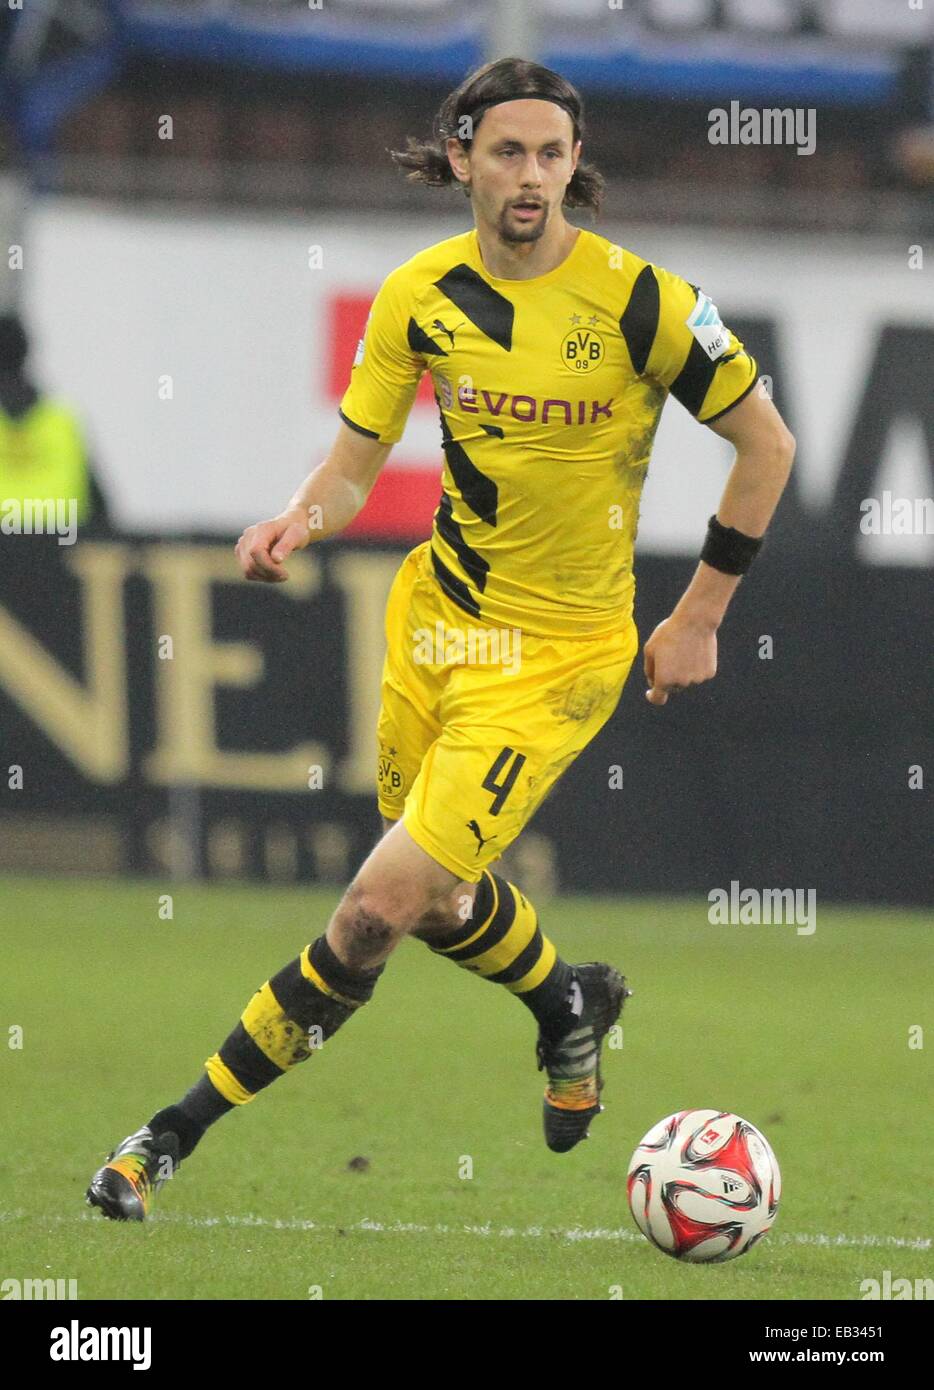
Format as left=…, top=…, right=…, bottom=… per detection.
left=627, top=1109, right=781, bottom=1263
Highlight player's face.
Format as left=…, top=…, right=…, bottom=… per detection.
left=453, top=99, right=580, bottom=246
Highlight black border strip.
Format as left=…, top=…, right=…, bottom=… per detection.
left=699, top=367, right=761, bottom=425
left=338, top=408, right=381, bottom=440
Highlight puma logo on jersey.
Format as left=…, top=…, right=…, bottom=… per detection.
left=467, top=819, right=497, bottom=854
left=431, top=319, right=463, bottom=349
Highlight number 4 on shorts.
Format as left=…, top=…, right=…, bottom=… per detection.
left=481, top=746, right=527, bottom=816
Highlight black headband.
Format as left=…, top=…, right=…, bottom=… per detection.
left=453, top=95, right=579, bottom=141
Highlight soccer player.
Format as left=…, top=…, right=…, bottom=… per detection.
left=87, top=58, right=794, bottom=1220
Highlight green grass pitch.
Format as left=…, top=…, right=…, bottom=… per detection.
left=1, top=873, right=930, bottom=1301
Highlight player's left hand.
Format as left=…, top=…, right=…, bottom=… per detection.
left=643, top=614, right=718, bottom=706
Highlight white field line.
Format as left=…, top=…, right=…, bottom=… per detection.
left=0, top=1209, right=930, bottom=1251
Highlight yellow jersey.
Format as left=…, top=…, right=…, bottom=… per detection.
left=339, top=226, right=757, bottom=637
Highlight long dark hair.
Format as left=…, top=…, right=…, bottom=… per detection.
left=390, top=57, right=605, bottom=215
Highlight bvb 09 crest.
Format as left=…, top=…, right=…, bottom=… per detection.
left=377, top=751, right=404, bottom=803
left=561, top=325, right=605, bottom=373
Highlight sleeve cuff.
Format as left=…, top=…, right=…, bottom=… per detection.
left=698, top=367, right=760, bottom=425
left=338, top=408, right=383, bottom=441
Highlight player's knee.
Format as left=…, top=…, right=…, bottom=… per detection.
left=339, top=874, right=427, bottom=941
left=414, top=899, right=446, bottom=926
left=410, top=902, right=452, bottom=941
left=411, top=885, right=474, bottom=940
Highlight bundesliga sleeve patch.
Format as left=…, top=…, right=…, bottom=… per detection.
left=686, top=292, right=728, bottom=362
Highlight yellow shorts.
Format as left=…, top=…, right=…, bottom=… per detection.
left=376, top=541, right=639, bottom=882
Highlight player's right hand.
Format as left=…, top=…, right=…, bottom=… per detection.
left=235, top=508, right=311, bottom=582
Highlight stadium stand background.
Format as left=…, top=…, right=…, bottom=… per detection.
left=2, top=1, right=934, bottom=227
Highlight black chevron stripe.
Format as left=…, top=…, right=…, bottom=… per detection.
left=619, top=264, right=660, bottom=375
left=434, top=264, right=514, bottom=350
left=430, top=547, right=481, bottom=617
left=435, top=491, right=490, bottom=592
left=670, top=337, right=720, bottom=417
left=408, top=317, right=447, bottom=357
left=438, top=409, right=498, bottom=525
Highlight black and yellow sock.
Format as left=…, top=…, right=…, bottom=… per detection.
left=148, top=936, right=383, bottom=1159
left=423, top=870, right=579, bottom=1037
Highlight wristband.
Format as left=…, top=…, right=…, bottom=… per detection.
left=699, top=514, right=763, bottom=575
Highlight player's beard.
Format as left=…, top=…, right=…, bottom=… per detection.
left=496, top=198, right=549, bottom=246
